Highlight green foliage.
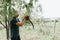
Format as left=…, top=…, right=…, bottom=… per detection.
left=22, top=0, right=33, bottom=15
left=29, top=0, right=33, bottom=6
left=0, top=27, right=3, bottom=30
left=0, top=0, right=18, bottom=21
left=0, top=0, right=39, bottom=21
left=6, top=0, right=11, bottom=3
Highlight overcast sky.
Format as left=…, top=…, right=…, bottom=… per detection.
left=40, top=0, right=60, bottom=18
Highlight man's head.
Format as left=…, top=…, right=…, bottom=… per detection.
left=14, top=12, right=19, bottom=18
left=12, top=8, right=19, bottom=18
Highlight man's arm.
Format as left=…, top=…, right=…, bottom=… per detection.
left=16, top=16, right=29, bottom=26
left=16, top=19, right=26, bottom=26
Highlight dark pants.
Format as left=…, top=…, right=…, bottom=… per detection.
left=11, top=36, right=21, bottom=40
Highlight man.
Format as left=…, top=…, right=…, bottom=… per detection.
left=10, top=10, right=29, bottom=40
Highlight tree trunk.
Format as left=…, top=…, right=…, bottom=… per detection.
left=6, top=28, right=9, bottom=40
left=5, top=16, right=9, bottom=40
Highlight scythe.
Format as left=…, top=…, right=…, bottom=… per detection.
left=23, top=0, right=34, bottom=29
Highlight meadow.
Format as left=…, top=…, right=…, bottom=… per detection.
left=0, top=21, right=60, bottom=40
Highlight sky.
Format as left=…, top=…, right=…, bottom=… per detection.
left=40, top=0, right=60, bottom=18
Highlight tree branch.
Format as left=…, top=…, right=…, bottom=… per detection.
left=0, top=21, right=6, bottom=28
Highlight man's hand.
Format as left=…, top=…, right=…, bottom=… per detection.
left=24, top=16, right=29, bottom=20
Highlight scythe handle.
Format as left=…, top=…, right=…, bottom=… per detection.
left=28, top=18, right=34, bottom=29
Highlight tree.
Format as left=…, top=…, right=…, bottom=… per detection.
left=0, top=0, right=11, bottom=40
